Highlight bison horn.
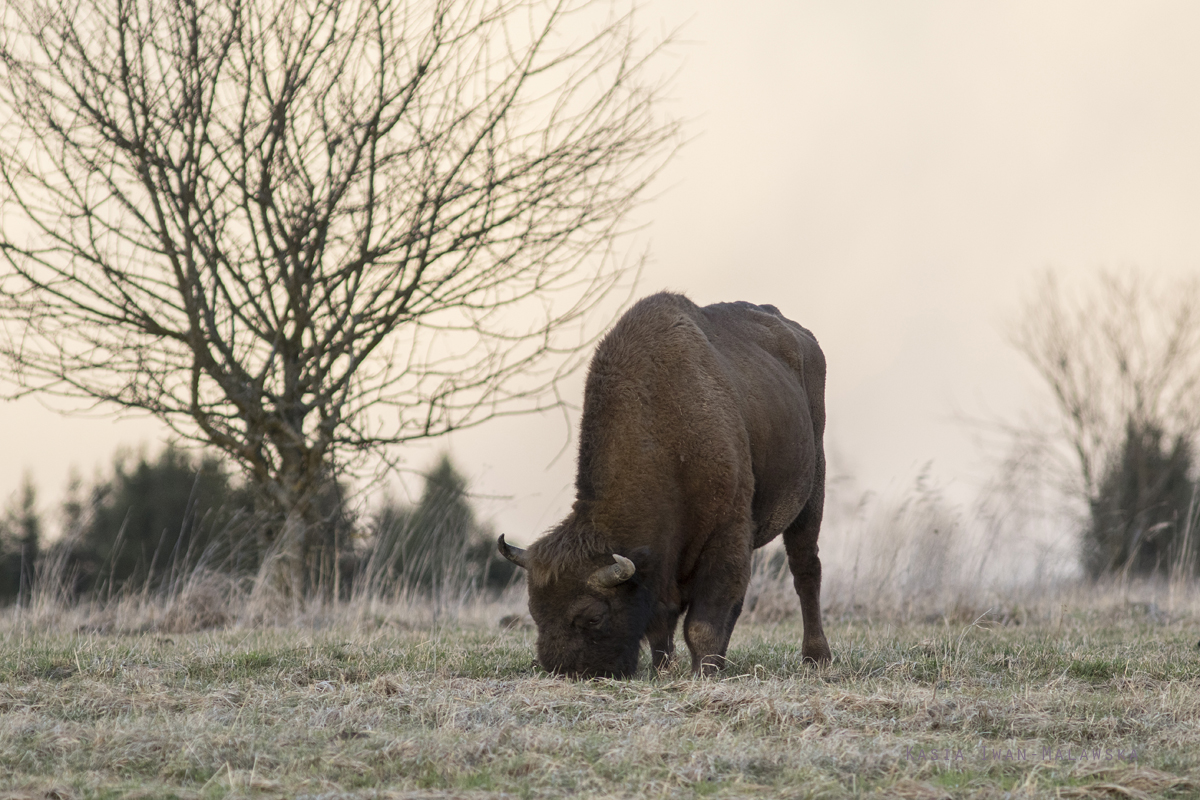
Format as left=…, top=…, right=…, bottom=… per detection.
left=587, top=554, right=636, bottom=590
left=497, top=535, right=530, bottom=569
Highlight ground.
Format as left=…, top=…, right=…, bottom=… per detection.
left=1, top=591, right=1198, bottom=799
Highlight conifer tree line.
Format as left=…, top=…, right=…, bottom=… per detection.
left=0, top=447, right=515, bottom=603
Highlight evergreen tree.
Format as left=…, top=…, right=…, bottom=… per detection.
left=1085, top=419, right=1198, bottom=578
left=64, top=445, right=250, bottom=595
left=367, top=455, right=515, bottom=596
left=0, top=475, right=41, bottom=603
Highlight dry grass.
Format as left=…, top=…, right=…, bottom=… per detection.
left=4, top=483, right=1199, bottom=799
left=1, top=576, right=1199, bottom=800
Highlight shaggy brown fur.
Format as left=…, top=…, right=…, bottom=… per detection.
left=504, top=292, right=829, bottom=677
left=526, top=518, right=610, bottom=587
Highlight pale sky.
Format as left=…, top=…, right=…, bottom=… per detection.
left=4, top=1, right=1200, bottom=551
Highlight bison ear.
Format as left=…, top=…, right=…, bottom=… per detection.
left=627, top=546, right=655, bottom=575
left=587, top=553, right=636, bottom=590
left=497, top=535, right=530, bottom=569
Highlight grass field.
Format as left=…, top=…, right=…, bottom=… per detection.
left=1, top=580, right=1199, bottom=799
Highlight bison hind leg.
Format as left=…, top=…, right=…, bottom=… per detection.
left=783, top=501, right=831, bottom=665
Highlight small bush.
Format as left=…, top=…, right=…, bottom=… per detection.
left=1085, top=419, right=1198, bottom=579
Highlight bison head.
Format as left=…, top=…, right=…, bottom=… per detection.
left=498, top=535, right=654, bottom=678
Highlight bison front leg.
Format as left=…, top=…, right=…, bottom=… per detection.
left=783, top=490, right=831, bottom=665
left=683, top=598, right=744, bottom=675
left=645, top=603, right=681, bottom=672
left=682, top=538, right=751, bottom=676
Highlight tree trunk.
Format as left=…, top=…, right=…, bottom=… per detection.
left=249, top=450, right=324, bottom=610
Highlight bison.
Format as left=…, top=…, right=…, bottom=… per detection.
left=498, top=292, right=830, bottom=677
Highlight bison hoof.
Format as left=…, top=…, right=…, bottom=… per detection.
left=693, top=654, right=729, bottom=677
left=801, top=642, right=832, bottom=666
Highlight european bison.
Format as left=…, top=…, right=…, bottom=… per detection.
left=499, top=292, right=829, bottom=677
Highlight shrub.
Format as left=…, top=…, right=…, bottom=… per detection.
left=1085, top=419, right=1198, bottom=578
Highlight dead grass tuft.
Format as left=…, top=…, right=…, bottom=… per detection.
left=160, top=571, right=237, bottom=633
left=0, top=789, right=75, bottom=800
left=1058, top=766, right=1196, bottom=799
left=498, top=612, right=534, bottom=630
left=884, top=778, right=954, bottom=800
left=372, top=674, right=403, bottom=696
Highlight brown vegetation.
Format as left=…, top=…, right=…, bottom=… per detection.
left=1, top=556, right=1198, bottom=798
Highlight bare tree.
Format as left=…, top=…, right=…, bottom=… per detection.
left=1010, top=269, right=1200, bottom=499
left=1007, top=268, right=1200, bottom=575
left=0, top=0, right=678, bottom=599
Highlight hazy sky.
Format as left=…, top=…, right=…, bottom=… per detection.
left=4, top=1, right=1200, bottom=544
